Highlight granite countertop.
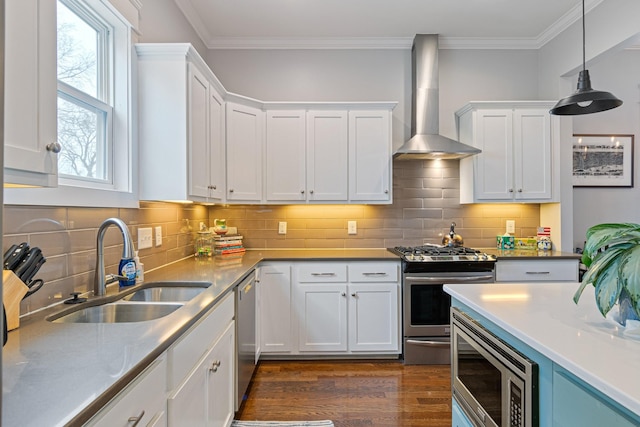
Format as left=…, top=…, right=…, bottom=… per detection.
left=444, top=282, right=640, bottom=417
left=3, top=248, right=398, bottom=427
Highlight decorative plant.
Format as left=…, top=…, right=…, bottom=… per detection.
left=574, top=223, right=640, bottom=323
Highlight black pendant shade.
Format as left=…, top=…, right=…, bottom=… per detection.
left=550, top=70, right=623, bottom=115
left=550, top=0, right=622, bottom=116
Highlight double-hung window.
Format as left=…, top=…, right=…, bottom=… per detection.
left=5, top=0, right=136, bottom=207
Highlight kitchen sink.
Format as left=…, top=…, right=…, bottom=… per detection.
left=120, top=282, right=210, bottom=303
left=50, top=302, right=183, bottom=323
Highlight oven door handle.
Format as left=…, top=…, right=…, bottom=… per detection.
left=406, top=339, right=451, bottom=348
left=404, top=275, right=494, bottom=283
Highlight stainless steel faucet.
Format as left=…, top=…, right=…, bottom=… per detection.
left=94, top=218, right=135, bottom=296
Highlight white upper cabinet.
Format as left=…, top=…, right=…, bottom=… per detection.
left=457, top=102, right=557, bottom=203
left=348, top=110, right=392, bottom=202
left=136, top=44, right=226, bottom=203
left=226, top=101, right=264, bottom=202
left=4, top=0, right=58, bottom=187
left=306, top=110, right=349, bottom=202
left=265, top=110, right=307, bottom=201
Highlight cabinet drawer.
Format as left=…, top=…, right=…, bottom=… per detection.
left=496, top=259, right=578, bottom=282
left=168, top=292, right=234, bottom=388
left=296, top=263, right=347, bottom=282
left=349, top=262, right=398, bottom=282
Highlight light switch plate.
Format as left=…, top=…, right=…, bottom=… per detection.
left=155, top=226, right=162, bottom=246
left=138, top=228, right=153, bottom=250
left=278, top=222, right=287, bottom=235
left=348, top=221, right=357, bottom=235
left=506, top=220, right=515, bottom=234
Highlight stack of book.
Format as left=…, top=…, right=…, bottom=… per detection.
left=213, top=234, right=245, bottom=255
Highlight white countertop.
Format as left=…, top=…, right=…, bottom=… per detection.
left=444, top=282, right=640, bottom=417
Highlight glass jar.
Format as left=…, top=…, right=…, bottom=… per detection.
left=195, top=230, right=213, bottom=257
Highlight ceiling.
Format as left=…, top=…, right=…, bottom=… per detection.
left=174, top=0, right=603, bottom=50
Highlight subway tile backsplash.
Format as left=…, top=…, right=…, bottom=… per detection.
left=5, top=159, right=540, bottom=316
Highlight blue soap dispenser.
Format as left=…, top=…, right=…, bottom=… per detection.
left=118, top=256, right=137, bottom=288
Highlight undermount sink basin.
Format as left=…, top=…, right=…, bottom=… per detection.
left=121, top=282, right=209, bottom=303
left=51, top=302, right=183, bottom=323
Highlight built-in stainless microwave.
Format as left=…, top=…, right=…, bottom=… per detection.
left=451, top=307, right=539, bottom=427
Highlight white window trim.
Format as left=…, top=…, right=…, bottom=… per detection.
left=5, top=0, right=138, bottom=208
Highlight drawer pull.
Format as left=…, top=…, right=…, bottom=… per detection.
left=210, top=360, right=221, bottom=372
left=525, top=271, right=550, bottom=275
left=128, top=410, right=145, bottom=426
left=362, top=272, right=388, bottom=276
left=311, top=272, right=336, bottom=277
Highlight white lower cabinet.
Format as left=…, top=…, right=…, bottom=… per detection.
left=167, top=293, right=235, bottom=427
left=496, top=258, right=579, bottom=282
left=259, top=263, right=294, bottom=354
left=168, top=322, right=235, bottom=427
left=86, top=356, right=168, bottom=427
left=260, top=261, right=401, bottom=357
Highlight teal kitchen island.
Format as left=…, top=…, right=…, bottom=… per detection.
left=444, top=282, right=640, bottom=427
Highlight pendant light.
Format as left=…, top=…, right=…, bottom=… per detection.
left=550, top=0, right=622, bottom=115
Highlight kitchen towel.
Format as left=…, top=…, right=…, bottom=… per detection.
left=231, top=422, right=334, bottom=427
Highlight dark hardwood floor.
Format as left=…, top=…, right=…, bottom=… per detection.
left=235, top=360, right=452, bottom=427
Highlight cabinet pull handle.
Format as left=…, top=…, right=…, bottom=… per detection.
left=311, top=272, right=336, bottom=276
left=128, top=410, right=145, bottom=426
left=518, top=189, right=523, bottom=193
left=509, top=188, right=514, bottom=193
left=384, top=190, right=389, bottom=194
left=341, top=292, right=346, bottom=297
left=301, top=190, right=305, bottom=194
left=363, top=272, right=387, bottom=276
left=525, top=271, right=550, bottom=275
left=229, top=189, right=234, bottom=193
left=310, top=190, right=314, bottom=194
left=351, top=293, right=356, bottom=297
left=212, top=185, right=217, bottom=190
left=210, top=360, right=221, bottom=372
left=46, top=142, right=62, bottom=153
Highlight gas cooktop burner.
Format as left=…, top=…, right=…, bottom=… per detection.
left=390, top=245, right=496, bottom=262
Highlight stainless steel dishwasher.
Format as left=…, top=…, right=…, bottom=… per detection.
left=235, top=271, right=256, bottom=410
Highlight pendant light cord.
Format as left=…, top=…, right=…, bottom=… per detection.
left=582, top=0, right=586, bottom=73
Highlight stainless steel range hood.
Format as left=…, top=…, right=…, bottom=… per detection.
left=394, top=34, right=481, bottom=160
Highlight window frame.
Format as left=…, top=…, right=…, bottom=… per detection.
left=5, top=0, right=137, bottom=208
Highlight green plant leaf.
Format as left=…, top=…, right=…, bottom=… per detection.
left=594, top=261, right=623, bottom=317
left=583, top=223, right=640, bottom=265
left=574, top=245, right=628, bottom=306
left=618, top=245, right=640, bottom=316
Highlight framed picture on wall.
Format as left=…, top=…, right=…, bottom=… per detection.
left=572, top=134, right=634, bottom=187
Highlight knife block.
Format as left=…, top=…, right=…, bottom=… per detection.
left=3, top=270, right=29, bottom=331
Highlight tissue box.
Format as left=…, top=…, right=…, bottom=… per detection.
left=515, top=237, right=538, bottom=250
left=496, top=235, right=515, bottom=249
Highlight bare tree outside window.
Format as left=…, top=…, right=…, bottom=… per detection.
left=57, top=1, right=109, bottom=181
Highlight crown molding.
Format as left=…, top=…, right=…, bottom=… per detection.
left=175, top=0, right=605, bottom=51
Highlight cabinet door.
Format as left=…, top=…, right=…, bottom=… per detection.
left=474, top=109, right=513, bottom=200
left=4, top=0, right=58, bottom=187
left=348, top=110, right=391, bottom=202
left=209, top=87, right=226, bottom=201
left=513, top=109, right=552, bottom=200
left=260, top=263, right=293, bottom=353
left=226, top=102, right=263, bottom=201
left=188, top=64, right=211, bottom=199
left=265, top=110, right=306, bottom=201
left=348, top=283, right=399, bottom=352
left=307, top=111, right=348, bottom=201
left=207, top=322, right=235, bottom=427
left=296, top=283, right=348, bottom=352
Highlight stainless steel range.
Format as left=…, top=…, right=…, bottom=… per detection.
left=389, top=244, right=496, bottom=364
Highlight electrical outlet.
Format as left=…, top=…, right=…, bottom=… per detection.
left=138, top=228, right=153, bottom=250
left=348, top=221, right=357, bottom=235
left=278, top=221, right=287, bottom=235
left=506, top=220, right=516, bottom=234
left=155, top=226, right=162, bottom=246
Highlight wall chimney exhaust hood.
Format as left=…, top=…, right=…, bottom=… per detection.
left=394, top=34, right=481, bottom=160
